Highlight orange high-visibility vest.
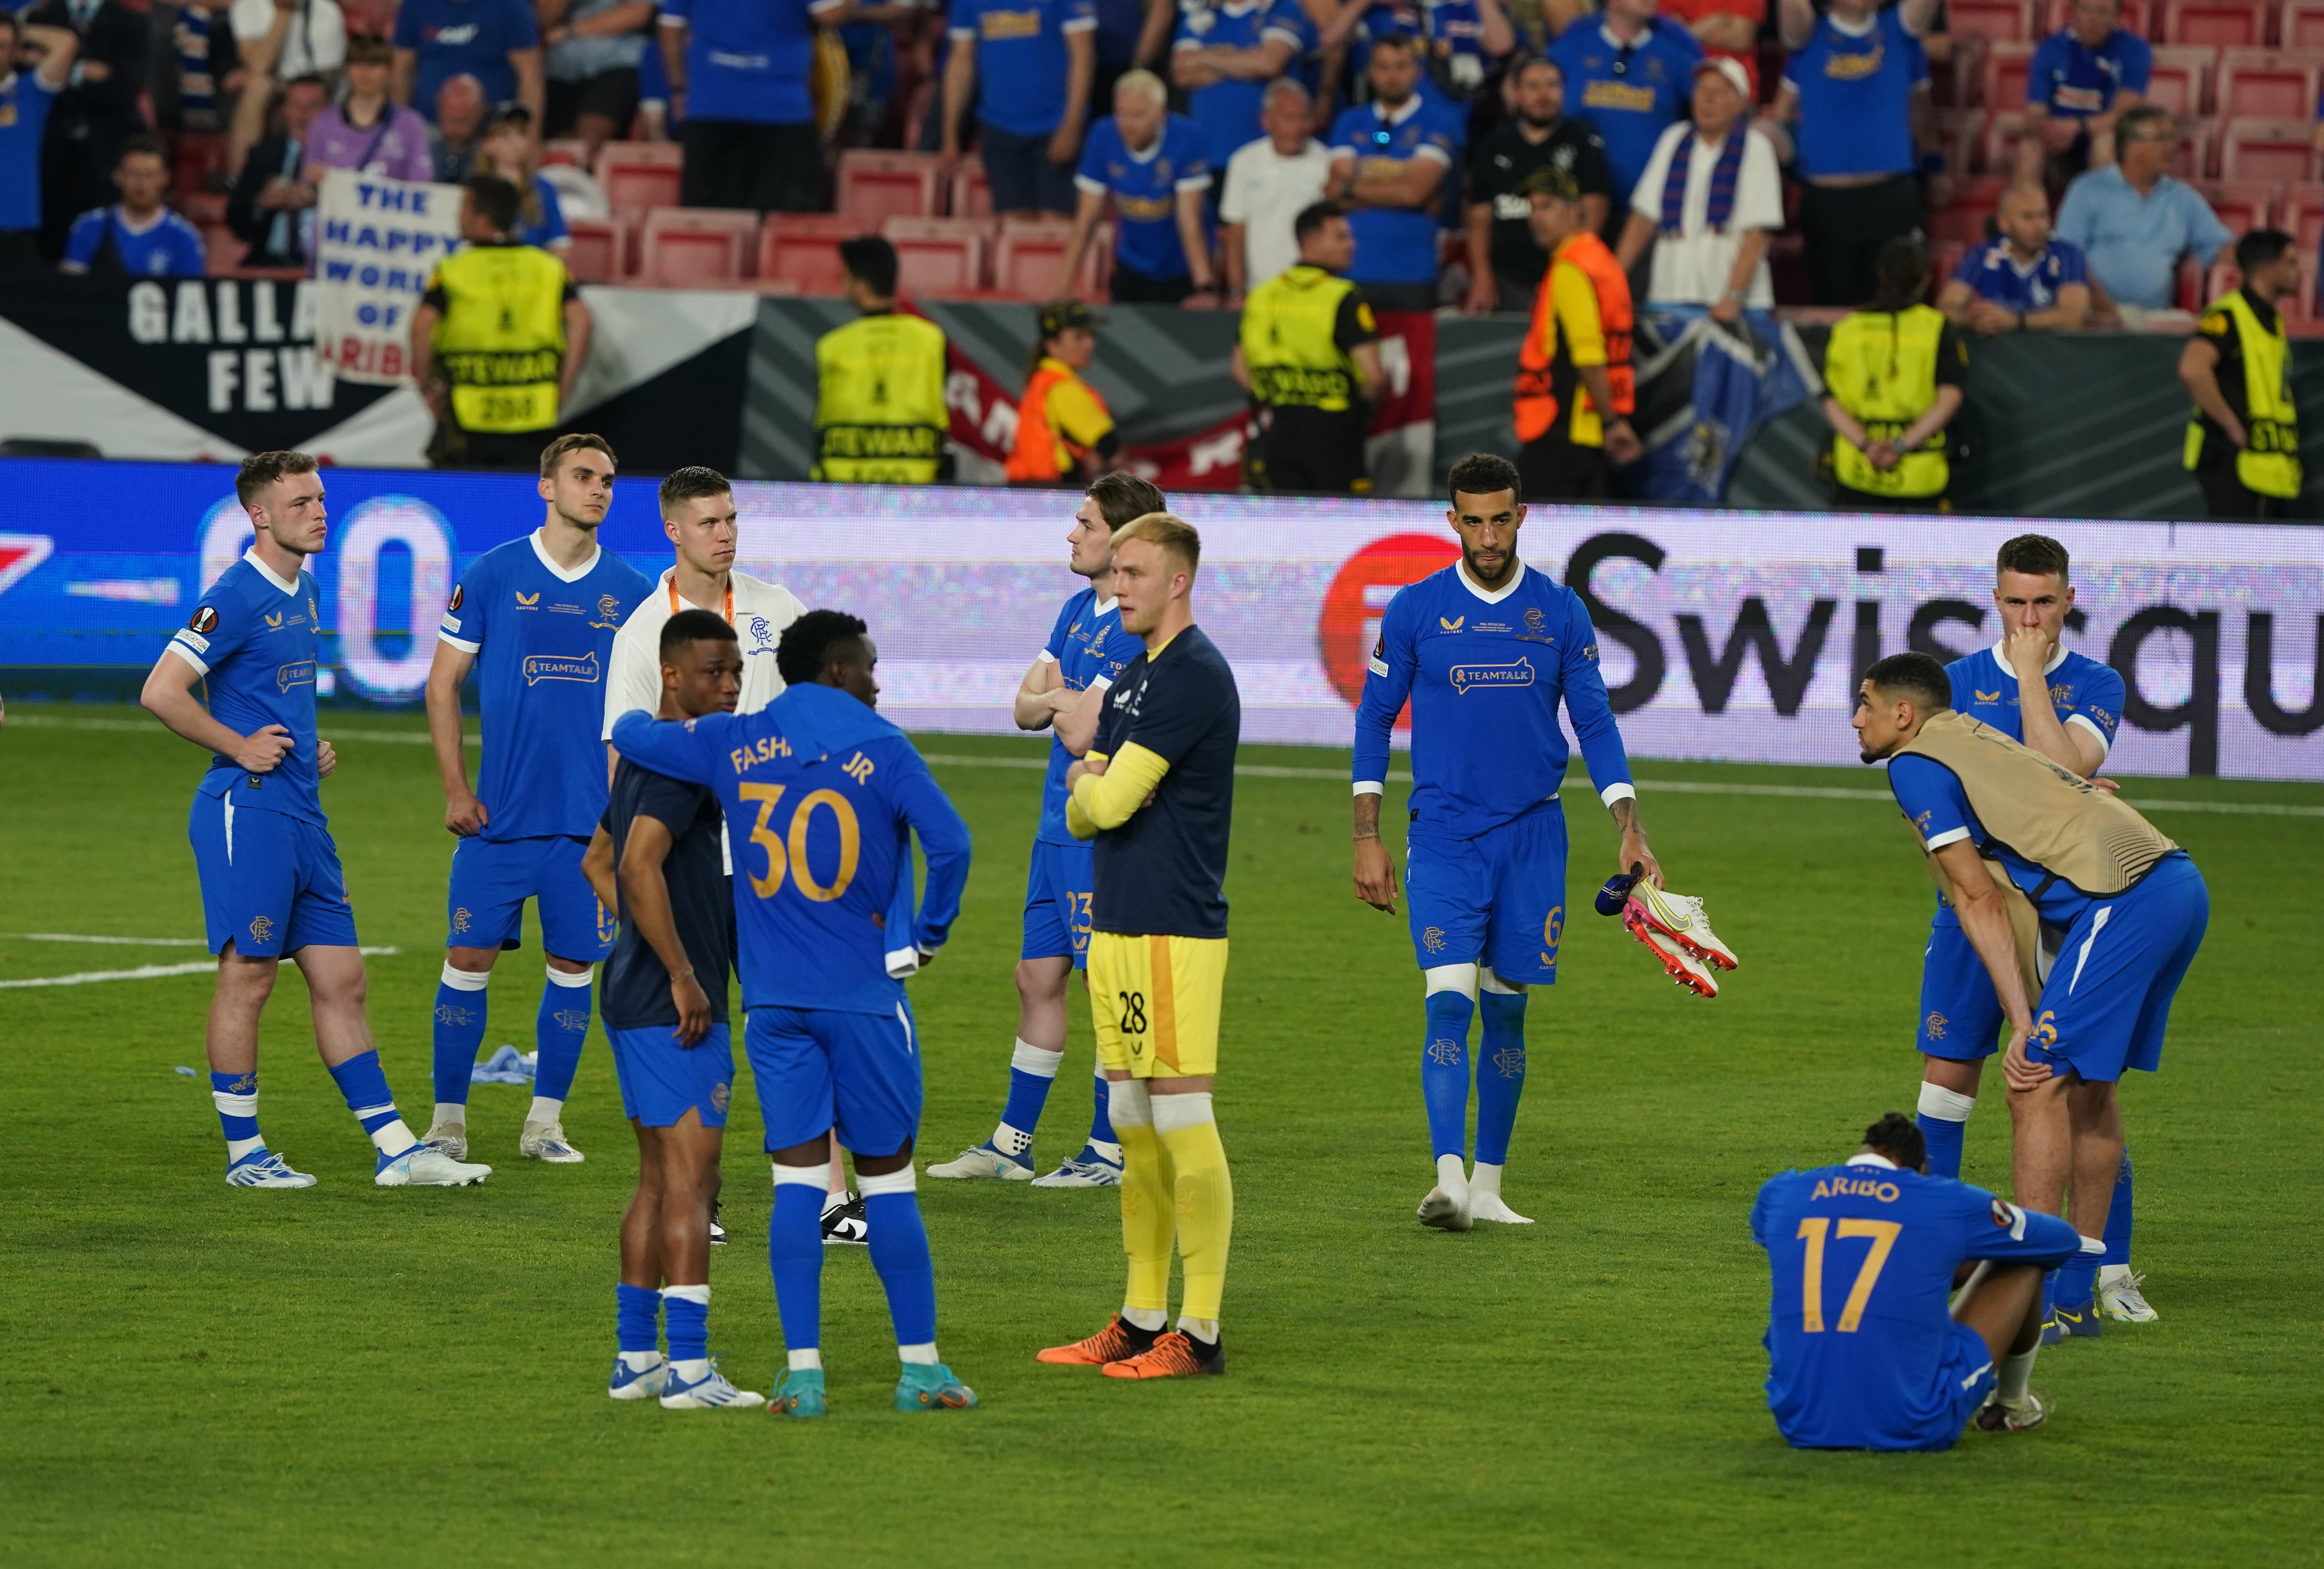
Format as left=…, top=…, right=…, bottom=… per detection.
left=1007, top=359, right=1112, bottom=482
left=1513, top=229, right=1634, bottom=446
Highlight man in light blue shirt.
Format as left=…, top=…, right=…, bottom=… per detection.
left=2054, top=104, right=2231, bottom=311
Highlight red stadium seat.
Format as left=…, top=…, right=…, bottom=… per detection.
left=1930, top=176, right=2009, bottom=241
left=950, top=156, right=992, bottom=219
left=2195, top=178, right=2278, bottom=233
left=2282, top=180, right=2324, bottom=246
left=2216, top=48, right=2322, bottom=117
left=1977, top=110, right=2030, bottom=173
left=639, top=208, right=758, bottom=287
left=2204, top=255, right=2242, bottom=300
left=881, top=216, right=991, bottom=296
left=990, top=218, right=1108, bottom=298
left=1929, top=240, right=1969, bottom=297
left=836, top=150, right=943, bottom=222
left=541, top=139, right=590, bottom=170
left=2160, top=0, right=2268, bottom=44
left=2171, top=117, right=2220, bottom=178
left=1934, top=107, right=1987, bottom=174
left=757, top=214, right=868, bottom=295
left=564, top=216, right=629, bottom=283
left=1981, top=41, right=2035, bottom=109
left=2145, top=45, right=2217, bottom=115
left=2298, top=249, right=2322, bottom=316
left=594, top=142, right=684, bottom=214
left=2284, top=0, right=2324, bottom=46
left=2219, top=118, right=2319, bottom=182
left=1949, top=0, right=2035, bottom=41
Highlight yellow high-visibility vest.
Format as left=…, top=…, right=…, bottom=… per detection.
left=2185, top=288, right=2301, bottom=498
left=812, top=311, right=949, bottom=484
left=429, top=243, right=569, bottom=434
left=1825, top=303, right=1951, bottom=499
left=1240, top=264, right=1369, bottom=413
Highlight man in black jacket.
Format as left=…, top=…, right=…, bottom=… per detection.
left=227, top=73, right=327, bottom=267
left=29, top=0, right=149, bottom=260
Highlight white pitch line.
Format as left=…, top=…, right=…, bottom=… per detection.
left=0, top=945, right=401, bottom=990
left=4, top=932, right=212, bottom=947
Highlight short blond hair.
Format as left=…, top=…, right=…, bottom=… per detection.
left=1112, top=511, right=1201, bottom=579
left=1113, top=68, right=1168, bottom=108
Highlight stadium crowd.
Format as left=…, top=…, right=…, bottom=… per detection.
left=2, top=0, right=2317, bottom=512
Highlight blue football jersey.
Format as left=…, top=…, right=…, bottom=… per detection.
left=169, top=551, right=327, bottom=825
left=1945, top=643, right=2124, bottom=761
left=1036, top=586, right=1139, bottom=845
left=438, top=532, right=653, bottom=842
left=1353, top=562, right=1633, bottom=840
left=611, top=683, right=972, bottom=1016
left=1750, top=1158, right=2084, bottom=1450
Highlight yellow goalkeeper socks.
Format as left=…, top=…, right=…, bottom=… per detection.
left=1109, top=1081, right=1175, bottom=1317
left=1153, top=1092, right=1233, bottom=1324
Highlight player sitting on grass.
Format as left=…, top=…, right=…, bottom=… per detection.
left=1752, top=1113, right=2090, bottom=1447
left=1907, top=535, right=2148, bottom=1337
left=1351, top=452, right=1671, bottom=1231
left=141, top=451, right=490, bottom=1189
left=1038, top=514, right=1243, bottom=1379
left=613, top=611, right=978, bottom=1417
left=424, top=434, right=653, bottom=1167
left=929, top=471, right=1163, bottom=1189
left=1854, top=652, right=2208, bottom=1360
left=582, top=609, right=755, bottom=1410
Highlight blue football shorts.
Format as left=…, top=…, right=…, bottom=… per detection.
left=1918, top=909, right=2005, bottom=1061
left=444, top=833, right=616, bottom=961
left=1403, top=798, right=1569, bottom=985
left=1020, top=838, right=1095, bottom=969
left=745, top=1002, right=923, bottom=1158
left=2028, top=855, right=2209, bottom=1085
left=607, top=1021, right=733, bottom=1129
left=1922, top=1318, right=2003, bottom=1451
left=189, top=793, right=360, bottom=957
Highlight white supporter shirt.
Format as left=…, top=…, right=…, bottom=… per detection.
left=1628, top=121, right=1783, bottom=309
left=1219, top=135, right=1336, bottom=290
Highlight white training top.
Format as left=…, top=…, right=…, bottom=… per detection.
left=601, top=566, right=808, bottom=742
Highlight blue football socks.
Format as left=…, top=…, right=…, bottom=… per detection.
left=211, top=1070, right=260, bottom=1155
left=1086, top=1073, right=1119, bottom=1160
left=663, top=1285, right=710, bottom=1365
left=431, top=963, right=489, bottom=1107
left=534, top=968, right=594, bottom=1104
left=1420, top=990, right=1475, bottom=1161
left=2102, top=1150, right=2134, bottom=1266
left=1917, top=1112, right=1967, bottom=1181
left=1474, top=989, right=1528, bottom=1167
left=615, top=1282, right=662, bottom=1356
left=863, top=1185, right=938, bottom=1349
left=769, top=1178, right=826, bottom=1355
left=991, top=1039, right=1062, bottom=1160
left=327, top=1049, right=415, bottom=1156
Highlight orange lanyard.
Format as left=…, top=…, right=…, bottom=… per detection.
left=669, top=574, right=733, bottom=625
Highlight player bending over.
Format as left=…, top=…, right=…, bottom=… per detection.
left=1038, top=514, right=1243, bottom=1379
left=1855, top=653, right=2207, bottom=1354
left=583, top=610, right=755, bottom=1408
left=1351, top=452, right=1664, bottom=1230
left=614, top=611, right=978, bottom=1417
left=141, top=451, right=489, bottom=1188
left=1752, top=1113, right=2091, bottom=1447
left=424, top=434, right=653, bottom=1165
left=1908, top=535, right=2148, bottom=1335
left=930, top=471, right=1163, bottom=1189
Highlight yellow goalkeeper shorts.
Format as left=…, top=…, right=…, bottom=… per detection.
left=1088, top=930, right=1228, bottom=1079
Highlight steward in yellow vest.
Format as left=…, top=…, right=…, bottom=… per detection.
left=813, top=235, right=950, bottom=484
left=1819, top=237, right=1966, bottom=510
left=412, top=175, right=590, bottom=472
left=2180, top=231, right=2304, bottom=519
left=1231, top=202, right=1382, bottom=495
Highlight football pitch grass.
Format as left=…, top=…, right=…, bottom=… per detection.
left=3, top=704, right=2320, bottom=1566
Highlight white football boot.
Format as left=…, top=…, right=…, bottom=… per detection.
left=225, top=1149, right=317, bottom=1188
left=926, top=1145, right=1035, bottom=1181
left=520, top=1120, right=586, bottom=1163
left=658, top=1359, right=763, bottom=1410
left=1626, top=883, right=1739, bottom=970
left=420, top=1120, right=469, bottom=1160
left=2098, top=1269, right=2158, bottom=1323
left=376, top=1146, right=492, bottom=1186
left=1624, top=903, right=1721, bottom=997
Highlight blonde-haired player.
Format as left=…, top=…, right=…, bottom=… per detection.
left=1037, top=514, right=1243, bottom=1378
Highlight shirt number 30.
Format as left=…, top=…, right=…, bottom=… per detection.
left=737, top=783, right=861, bottom=903
left=1794, top=1218, right=1904, bottom=1333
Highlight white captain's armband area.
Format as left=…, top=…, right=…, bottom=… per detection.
left=1922, top=826, right=1972, bottom=851
left=2066, top=712, right=2113, bottom=757
left=166, top=634, right=212, bottom=675
left=438, top=630, right=480, bottom=654
left=886, top=946, right=923, bottom=979
left=1353, top=780, right=1384, bottom=798
left=1600, top=782, right=1637, bottom=808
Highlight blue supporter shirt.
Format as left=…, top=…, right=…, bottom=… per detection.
left=1353, top=0, right=1498, bottom=108
left=1783, top=8, right=1919, bottom=179
left=0, top=71, right=60, bottom=232
left=62, top=207, right=209, bottom=276
left=437, top=530, right=654, bottom=842
left=1949, top=237, right=2089, bottom=313
left=522, top=173, right=568, bottom=250
left=1352, top=561, right=1634, bottom=840
left=611, top=683, right=973, bottom=1015
left=1329, top=95, right=1463, bottom=287
left=1036, top=585, right=1139, bottom=845
left=662, top=0, right=834, bottom=123
left=1172, top=0, right=1315, bottom=176
left=169, top=550, right=329, bottom=826
left=1076, top=113, right=1211, bottom=281
left=395, top=0, right=542, bottom=122
left=1750, top=1156, right=2084, bottom=1450
left=949, top=0, right=1099, bottom=139
left=1548, top=14, right=1701, bottom=197
left=2028, top=26, right=2151, bottom=121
